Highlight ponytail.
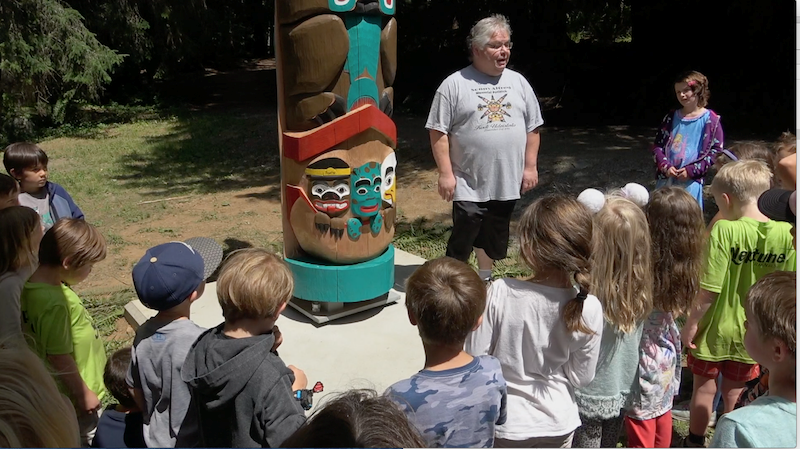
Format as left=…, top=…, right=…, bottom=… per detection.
left=563, top=270, right=594, bottom=334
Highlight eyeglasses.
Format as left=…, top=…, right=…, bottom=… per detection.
left=487, top=41, right=513, bottom=50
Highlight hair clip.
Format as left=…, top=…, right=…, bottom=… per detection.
left=687, top=80, right=697, bottom=87
left=620, top=183, right=649, bottom=207
left=577, top=188, right=605, bottom=214
left=720, top=149, right=738, bottom=161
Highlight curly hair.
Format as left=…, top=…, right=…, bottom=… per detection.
left=646, top=188, right=706, bottom=316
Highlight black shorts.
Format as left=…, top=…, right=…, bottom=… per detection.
left=446, top=200, right=517, bottom=262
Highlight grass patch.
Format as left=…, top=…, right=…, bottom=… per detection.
left=81, top=287, right=138, bottom=355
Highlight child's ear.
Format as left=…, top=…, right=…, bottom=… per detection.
left=272, top=302, right=288, bottom=320
left=407, top=308, right=417, bottom=326
left=9, top=168, right=20, bottom=181
left=773, top=338, right=791, bottom=362
left=722, top=192, right=734, bottom=209
left=472, top=314, right=484, bottom=331
left=61, top=257, right=73, bottom=272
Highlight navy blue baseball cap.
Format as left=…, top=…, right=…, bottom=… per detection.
left=132, top=237, right=223, bottom=311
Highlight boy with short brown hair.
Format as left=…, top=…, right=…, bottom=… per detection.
left=182, top=248, right=307, bottom=448
left=709, top=271, right=796, bottom=447
left=3, top=142, right=83, bottom=229
left=20, top=218, right=108, bottom=447
left=386, top=256, right=507, bottom=448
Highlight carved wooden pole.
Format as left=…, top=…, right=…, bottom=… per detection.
left=275, top=0, right=397, bottom=309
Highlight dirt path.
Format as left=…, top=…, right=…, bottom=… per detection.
left=82, top=59, right=765, bottom=293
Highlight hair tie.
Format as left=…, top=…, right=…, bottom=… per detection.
left=575, top=286, right=588, bottom=302
left=577, top=188, right=605, bottom=214
left=720, top=149, right=738, bottom=161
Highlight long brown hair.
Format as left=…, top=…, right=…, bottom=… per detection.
left=646, top=188, right=705, bottom=316
left=518, top=195, right=594, bottom=334
left=0, top=206, right=39, bottom=274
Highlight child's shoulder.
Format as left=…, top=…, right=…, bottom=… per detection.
left=134, top=317, right=205, bottom=344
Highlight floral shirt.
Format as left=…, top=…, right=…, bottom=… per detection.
left=651, top=109, right=723, bottom=184
left=627, top=310, right=681, bottom=420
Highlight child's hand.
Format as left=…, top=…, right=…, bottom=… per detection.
left=675, top=168, right=690, bottom=181
left=271, top=325, right=283, bottom=352
left=288, top=365, right=308, bottom=391
left=681, top=322, right=698, bottom=349
left=667, top=167, right=679, bottom=178
left=77, top=389, right=100, bottom=414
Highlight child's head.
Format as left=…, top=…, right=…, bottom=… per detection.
left=591, top=197, right=653, bottom=332
left=710, top=160, right=772, bottom=219
left=0, top=206, right=42, bottom=275
left=280, top=389, right=426, bottom=448
left=0, top=340, right=80, bottom=447
left=133, top=237, right=223, bottom=312
left=104, top=347, right=137, bottom=410
left=744, top=271, right=796, bottom=370
left=405, top=257, right=486, bottom=347
left=714, top=142, right=774, bottom=176
left=0, top=174, right=19, bottom=210
left=518, top=194, right=594, bottom=333
left=674, top=70, right=710, bottom=109
left=646, top=188, right=705, bottom=316
left=216, top=248, right=293, bottom=323
left=2, top=142, right=48, bottom=194
left=774, top=131, right=796, bottom=161
left=38, top=218, right=106, bottom=285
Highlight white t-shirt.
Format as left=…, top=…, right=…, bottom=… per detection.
left=18, top=191, right=54, bottom=231
left=426, top=65, right=544, bottom=202
left=465, top=278, right=603, bottom=439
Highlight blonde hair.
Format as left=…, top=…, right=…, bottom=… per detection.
left=518, top=195, right=594, bottom=334
left=0, top=206, right=39, bottom=274
left=38, top=218, right=106, bottom=268
left=745, top=271, right=796, bottom=358
left=646, top=188, right=705, bottom=316
left=591, top=197, right=653, bottom=333
left=0, top=340, right=80, bottom=447
left=217, top=248, right=293, bottom=321
left=774, top=131, right=796, bottom=157
left=711, top=160, right=772, bottom=203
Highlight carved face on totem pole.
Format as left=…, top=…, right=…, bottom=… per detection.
left=277, top=0, right=397, bottom=264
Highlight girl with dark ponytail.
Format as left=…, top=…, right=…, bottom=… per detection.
left=466, top=194, right=604, bottom=448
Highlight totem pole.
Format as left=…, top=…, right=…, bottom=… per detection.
left=275, top=0, right=398, bottom=318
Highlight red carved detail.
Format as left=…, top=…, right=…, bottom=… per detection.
left=283, top=105, right=396, bottom=162
left=286, top=184, right=314, bottom=211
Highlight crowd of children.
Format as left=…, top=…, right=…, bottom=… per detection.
left=0, top=67, right=796, bottom=449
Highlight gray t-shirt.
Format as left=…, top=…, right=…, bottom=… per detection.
left=426, top=65, right=544, bottom=202
left=0, top=264, right=35, bottom=341
left=127, top=318, right=206, bottom=448
left=386, top=355, right=507, bottom=448
left=18, top=191, right=55, bottom=230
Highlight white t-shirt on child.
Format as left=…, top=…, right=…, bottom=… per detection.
left=465, top=278, right=604, bottom=439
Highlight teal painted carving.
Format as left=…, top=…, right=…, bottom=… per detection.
left=347, top=162, right=382, bottom=239
left=344, top=14, right=381, bottom=110
left=327, top=0, right=357, bottom=13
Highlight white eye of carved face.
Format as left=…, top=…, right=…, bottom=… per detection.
left=311, top=183, right=329, bottom=198
left=384, top=173, right=395, bottom=188
left=334, top=183, right=350, bottom=197
left=357, top=187, right=368, bottom=196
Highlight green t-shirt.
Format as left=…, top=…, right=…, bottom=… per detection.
left=21, top=282, right=107, bottom=400
left=692, top=217, right=796, bottom=363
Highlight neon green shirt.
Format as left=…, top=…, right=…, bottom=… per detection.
left=21, top=282, right=107, bottom=400
left=692, top=218, right=796, bottom=363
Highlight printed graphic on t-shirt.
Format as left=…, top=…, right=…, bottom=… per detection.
left=729, top=246, right=789, bottom=266
left=669, top=134, right=686, bottom=167
left=472, top=86, right=517, bottom=131
left=41, top=210, right=54, bottom=230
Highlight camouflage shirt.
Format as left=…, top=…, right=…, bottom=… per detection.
left=386, top=355, right=507, bottom=448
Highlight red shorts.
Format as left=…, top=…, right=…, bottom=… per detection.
left=687, top=353, right=760, bottom=382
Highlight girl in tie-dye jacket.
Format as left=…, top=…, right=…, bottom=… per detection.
left=651, top=70, right=724, bottom=210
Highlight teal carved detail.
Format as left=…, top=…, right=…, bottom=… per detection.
left=327, top=0, right=357, bottom=13
left=344, top=14, right=381, bottom=110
